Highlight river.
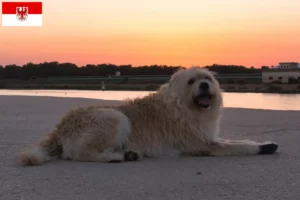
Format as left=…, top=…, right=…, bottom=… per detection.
left=1, top=89, right=300, bottom=111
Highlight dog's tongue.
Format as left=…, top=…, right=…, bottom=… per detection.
left=198, top=96, right=210, bottom=105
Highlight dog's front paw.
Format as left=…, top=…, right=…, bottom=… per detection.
left=258, top=143, right=278, bottom=155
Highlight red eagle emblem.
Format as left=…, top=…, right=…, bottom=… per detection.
left=16, top=7, right=28, bottom=21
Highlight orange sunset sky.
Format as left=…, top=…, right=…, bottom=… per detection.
left=0, top=0, right=300, bottom=68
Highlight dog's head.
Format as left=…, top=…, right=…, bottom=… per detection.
left=165, top=67, right=223, bottom=111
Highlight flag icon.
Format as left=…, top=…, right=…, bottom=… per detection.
left=2, top=2, right=42, bottom=26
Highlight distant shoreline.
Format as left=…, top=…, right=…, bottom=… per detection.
left=1, top=83, right=300, bottom=94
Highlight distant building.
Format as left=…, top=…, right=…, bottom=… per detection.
left=278, top=62, right=299, bottom=69
left=262, top=62, right=300, bottom=83
left=115, top=71, right=121, bottom=76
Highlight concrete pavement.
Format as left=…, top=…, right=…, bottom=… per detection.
left=1, top=96, right=300, bottom=200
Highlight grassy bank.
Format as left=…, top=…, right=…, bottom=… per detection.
left=1, top=75, right=300, bottom=93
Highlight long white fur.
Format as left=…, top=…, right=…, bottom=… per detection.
left=19, top=67, right=277, bottom=166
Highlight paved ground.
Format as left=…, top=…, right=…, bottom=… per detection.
left=1, top=96, right=300, bottom=200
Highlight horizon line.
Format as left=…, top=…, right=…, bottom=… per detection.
left=0, top=61, right=285, bottom=68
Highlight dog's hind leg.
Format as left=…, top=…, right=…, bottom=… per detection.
left=65, top=108, right=132, bottom=163
left=205, top=139, right=278, bottom=156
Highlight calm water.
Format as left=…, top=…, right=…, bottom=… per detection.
left=1, top=89, right=300, bottom=111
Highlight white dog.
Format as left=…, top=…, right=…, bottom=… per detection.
left=20, top=67, right=278, bottom=166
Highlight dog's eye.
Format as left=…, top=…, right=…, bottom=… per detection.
left=187, top=79, right=195, bottom=85
left=204, top=76, right=212, bottom=81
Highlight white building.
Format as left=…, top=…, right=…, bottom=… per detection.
left=262, top=62, right=300, bottom=83
left=278, top=62, right=299, bottom=69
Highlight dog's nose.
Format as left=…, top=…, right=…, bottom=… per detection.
left=199, top=82, right=209, bottom=91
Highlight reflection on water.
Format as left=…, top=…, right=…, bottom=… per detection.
left=222, top=92, right=300, bottom=111
left=1, top=89, right=300, bottom=111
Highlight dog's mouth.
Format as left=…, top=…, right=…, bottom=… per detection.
left=193, top=93, right=212, bottom=108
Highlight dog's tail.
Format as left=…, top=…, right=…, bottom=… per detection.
left=19, top=131, right=63, bottom=166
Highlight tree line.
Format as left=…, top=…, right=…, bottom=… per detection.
left=0, top=62, right=268, bottom=79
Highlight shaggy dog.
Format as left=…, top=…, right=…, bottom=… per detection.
left=20, top=67, right=278, bottom=166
